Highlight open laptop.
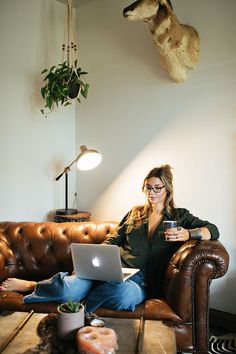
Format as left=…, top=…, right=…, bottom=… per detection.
left=71, top=243, right=140, bottom=283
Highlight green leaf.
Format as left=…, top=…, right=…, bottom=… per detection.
left=58, top=301, right=82, bottom=313
left=41, top=87, right=46, bottom=99
left=49, top=65, right=56, bottom=72
left=46, top=96, right=53, bottom=110
left=43, top=72, right=53, bottom=82
left=81, top=83, right=89, bottom=98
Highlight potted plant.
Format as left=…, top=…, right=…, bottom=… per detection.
left=40, top=59, right=89, bottom=116
left=57, top=300, right=85, bottom=340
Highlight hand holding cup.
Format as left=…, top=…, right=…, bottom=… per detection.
left=163, top=221, right=177, bottom=241
left=163, top=221, right=189, bottom=242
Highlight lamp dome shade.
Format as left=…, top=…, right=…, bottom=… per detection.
left=76, top=145, right=102, bottom=171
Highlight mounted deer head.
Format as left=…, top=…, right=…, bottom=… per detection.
left=123, top=0, right=200, bottom=83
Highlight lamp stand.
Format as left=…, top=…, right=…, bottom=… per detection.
left=55, top=168, right=78, bottom=216
left=54, top=146, right=102, bottom=218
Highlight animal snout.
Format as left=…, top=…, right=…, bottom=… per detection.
left=123, top=9, right=129, bottom=17
left=123, top=1, right=139, bottom=17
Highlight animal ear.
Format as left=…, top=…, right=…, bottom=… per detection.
left=159, top=0, right=173, bottom=10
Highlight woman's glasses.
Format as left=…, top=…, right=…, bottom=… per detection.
left=143, top=185, right=165, bottom=194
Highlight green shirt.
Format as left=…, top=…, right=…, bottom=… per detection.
left=105, top=208, right=219, bottom=270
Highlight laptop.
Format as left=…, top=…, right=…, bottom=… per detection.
left=71, top=243, right=140, bottom=283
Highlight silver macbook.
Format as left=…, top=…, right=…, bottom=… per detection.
left=71, top=243, right=140, bottom=283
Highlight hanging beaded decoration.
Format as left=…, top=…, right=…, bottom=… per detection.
left=62, top=0, right=78, bottom=68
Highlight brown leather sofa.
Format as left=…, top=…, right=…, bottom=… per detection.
left=0, top=221, right=229, bottom=353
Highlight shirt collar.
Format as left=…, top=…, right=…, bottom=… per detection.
left=163, top=208, right=173, bottom=219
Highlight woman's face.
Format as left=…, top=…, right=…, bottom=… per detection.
left=143, top=177, right=167, bottom=206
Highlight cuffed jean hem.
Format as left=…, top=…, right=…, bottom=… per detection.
left=23, top=272, right=93, bottom=304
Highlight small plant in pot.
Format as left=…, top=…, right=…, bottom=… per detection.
left=58, top=300, right=83, bottom=313
left=40, top=59, right=89, bottom=116
left=57, top=300, right=85, bottom=340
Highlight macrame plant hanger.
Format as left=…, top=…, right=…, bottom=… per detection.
left=40, top=0, right=88, bottom=115
left=62, top=0, right=78, bottom=68
left=61, top=0, right=87, bottom=100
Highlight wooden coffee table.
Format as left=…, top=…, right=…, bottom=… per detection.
left=0, top=311, right=176, bottom=353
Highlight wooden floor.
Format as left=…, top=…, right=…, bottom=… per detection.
left=0, top=311, right=45, bottom=353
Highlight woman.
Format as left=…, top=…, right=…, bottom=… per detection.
left=0, top=165, right=219, bottom=313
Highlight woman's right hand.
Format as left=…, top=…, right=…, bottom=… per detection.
left=164, top=226, right=189, bottom=242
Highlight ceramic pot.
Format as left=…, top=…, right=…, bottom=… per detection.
left=57, top=304, right=85, bottom=340
left=68, top=83, right=81, bottom=99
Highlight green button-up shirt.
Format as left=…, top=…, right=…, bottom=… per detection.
left=105, top=208, right=219, bottom=270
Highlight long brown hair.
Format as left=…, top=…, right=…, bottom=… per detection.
left=123, top=164, right=175, bottom=233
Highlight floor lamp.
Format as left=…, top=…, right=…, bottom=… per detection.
left=55, top=145, right=102, bottom=216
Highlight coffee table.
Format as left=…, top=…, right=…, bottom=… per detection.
left=0, top=311, right=176, bottom=353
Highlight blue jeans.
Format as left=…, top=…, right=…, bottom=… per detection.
left=23, top=271, right=147, bottom=313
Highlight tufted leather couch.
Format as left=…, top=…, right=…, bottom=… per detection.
left=0, top=221, right=229, bottom=353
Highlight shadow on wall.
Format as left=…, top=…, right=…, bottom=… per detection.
left=78, top=0, right=202, bottom=195
left=77, top=0, right=236, bottom=217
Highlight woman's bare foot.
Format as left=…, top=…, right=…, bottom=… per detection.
left=0, top=278, right=36, bottom=292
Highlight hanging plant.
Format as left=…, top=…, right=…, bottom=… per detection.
left=40, top=60, right=89, bottom=115
left=40, top=0, right=89, bottom=116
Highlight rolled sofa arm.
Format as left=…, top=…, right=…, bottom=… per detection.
left=164, top=240, right=229, bottom=323
left=0, top=233, right=18, bottom=282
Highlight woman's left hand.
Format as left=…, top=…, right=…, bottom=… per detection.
left=164, top=226, right=189, bottom=242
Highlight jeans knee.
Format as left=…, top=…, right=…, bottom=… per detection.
left=63, top=276, right=93, bottom=301
left=107, top=293, right=138, bottom=311
left=105, top=283, right=144, bottom=311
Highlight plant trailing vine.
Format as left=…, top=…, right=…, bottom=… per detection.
left=40, top=0, right=89, bottom=116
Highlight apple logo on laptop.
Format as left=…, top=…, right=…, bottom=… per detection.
left=92, top=256, right=100, bottom=267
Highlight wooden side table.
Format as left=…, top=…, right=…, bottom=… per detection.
left=54, top=211, right=91, bottom=223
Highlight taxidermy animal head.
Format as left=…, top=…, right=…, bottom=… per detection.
left=123, top=0, right=200, bottom=83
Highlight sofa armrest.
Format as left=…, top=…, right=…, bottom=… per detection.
left=164, top=240, right=229, bottom=322
left=0, top=225, right=21, bottom=282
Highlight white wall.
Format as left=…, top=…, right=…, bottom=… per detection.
left=0, top=0, right=77, bottom=221
left=76, top=0, right=236, bottom=314
left=0, top=0, right=235, bottom=314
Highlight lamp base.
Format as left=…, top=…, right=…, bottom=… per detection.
left=55, top=208, right=78, bottom=216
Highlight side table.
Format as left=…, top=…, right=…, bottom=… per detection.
left=54, top=211, right=91, bottom=223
